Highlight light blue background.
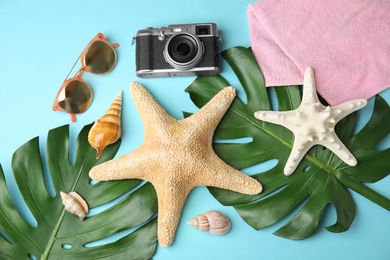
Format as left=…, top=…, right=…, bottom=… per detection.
left=1, top=1, right=389, bottom=259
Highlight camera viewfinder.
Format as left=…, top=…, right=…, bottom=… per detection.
left=196, top=25, right=210, bottom=35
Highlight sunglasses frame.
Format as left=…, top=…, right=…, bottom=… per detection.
left=52, top=32, right=119, bottom=122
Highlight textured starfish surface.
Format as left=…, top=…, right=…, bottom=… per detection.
left=254, top=67, right=367, bottom=176
left=90, top=82, right=262, bottom=247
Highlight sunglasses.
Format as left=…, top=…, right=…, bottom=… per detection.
left=52, top=32, right=119, bottom=122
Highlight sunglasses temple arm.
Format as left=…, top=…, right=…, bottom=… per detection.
left=70, top=113, right=77, bottom=122
left=64, top=57, right=81, bottom=82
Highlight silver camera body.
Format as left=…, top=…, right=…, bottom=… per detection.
left=133, top=23, right=221, bottom=78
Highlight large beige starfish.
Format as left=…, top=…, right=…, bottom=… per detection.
left=254, top=67, right=367, bottom=176
left=89, top=82, right=262, bottom=247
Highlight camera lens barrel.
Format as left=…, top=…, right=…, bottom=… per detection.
left=163, top=33, right=204, bottom=71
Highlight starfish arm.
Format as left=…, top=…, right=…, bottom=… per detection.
left=301, top=67, right=321, bottom=105
left=130, top=82, right=177, bottom=135
left=198, top=156, right=263, bottom=195
left=154, top=185, right=191, bottom=247
left=254, top=110, right=295, bottom=130
left=89, top=145, right=156, bottom=182
left=284, top=136, right=313, bottom=176
left=323, top=132, right=357, bottom=166
left=188, top=86, right=236, bottom=135
left=331, top=99, right=367, bottom=122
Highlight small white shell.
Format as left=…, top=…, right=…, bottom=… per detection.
left=186, top=210, right=231, bottom=235
left=60, top=191, right=89, bottom=221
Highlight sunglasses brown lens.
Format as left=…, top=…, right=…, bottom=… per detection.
left=57, top=80, right=92, bottom=114
left=84, top=41, right=116, bottom=74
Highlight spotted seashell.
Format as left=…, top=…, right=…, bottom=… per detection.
left=88, top=91, right=122, bottom=159
left=186, top=210, right=231, bottom=235
left=60, top=191, right=89, bottom=221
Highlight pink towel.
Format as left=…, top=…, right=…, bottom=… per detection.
left=248, top=0, right=390, bottom=105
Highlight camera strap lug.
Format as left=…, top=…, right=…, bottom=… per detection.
left=158, top=30, right=166, bottom=41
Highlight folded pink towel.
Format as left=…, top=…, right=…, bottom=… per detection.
left=248, top=0, right=390, bottom=105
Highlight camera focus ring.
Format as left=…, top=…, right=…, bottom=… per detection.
left=163, top=33, right=204, bottom=71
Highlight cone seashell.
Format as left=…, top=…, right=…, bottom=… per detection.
left=88, top=91, right=122, bottom=159
left=186, top=210, right=231, bottom=235
left=60, top=191, right=89, bottom=220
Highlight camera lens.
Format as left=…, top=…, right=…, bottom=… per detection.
left=164, top=33, right=203, bottom=70
left=176, top=43, right=190, bottom=57
left=169, top=36, right=197, bottom=63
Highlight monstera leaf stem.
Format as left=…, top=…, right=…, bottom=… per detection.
left=41, top=210, right=66, bottom=259
left=336, top=172, right=390, bottom=210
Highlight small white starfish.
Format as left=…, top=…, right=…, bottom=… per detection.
left=254, top=67, right=367, bottom=176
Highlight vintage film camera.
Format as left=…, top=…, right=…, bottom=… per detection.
left=133, top=23, right=221, bottom=78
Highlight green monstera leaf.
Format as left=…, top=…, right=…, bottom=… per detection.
left=186, top=46, right=390, bottom=240
left=0, top=124, right=158, bottom=259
